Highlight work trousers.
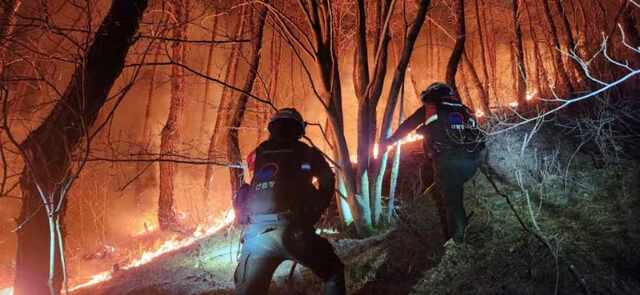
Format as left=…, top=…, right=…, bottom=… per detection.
left=234, top=225, right=346, bottom=295
left=422, top=150, right=479, bottom=243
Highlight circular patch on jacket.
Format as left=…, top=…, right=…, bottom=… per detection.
left=255, top=163, right=279, bottom=181
left=448, top=112, right=464, bottom=125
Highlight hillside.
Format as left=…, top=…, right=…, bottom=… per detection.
left=70, top=123, right=640, bottom=295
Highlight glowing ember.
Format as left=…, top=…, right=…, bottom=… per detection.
left=397, top=132, right=424, bottom=145
left=509, top=102, right=519, bottom=108
left=69, top=272, right=113, bottom=292
left=373, top=143, right=380, bottom=159
left=475, top=110, right=485, bottom=118
left=526, top=90, right=537, bottom=101
left=68, top=209, right=236, bottom=292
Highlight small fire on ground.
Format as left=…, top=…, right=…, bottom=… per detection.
left=0, top=209, right=235, bottom=295
left=351, top=132, right=424, bottom=163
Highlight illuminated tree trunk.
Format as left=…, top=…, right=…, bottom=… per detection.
left=227, top=4, right=268, bottom=194
left=375, top=0, right=431, bottom=227
left=202, top=9, right=245, bottom=203
left=353, top=0, right=392, bottom=227
left=511, top=0, right=527, bottom=109
left=13, top=1, right=147, bottom=294
left=302, top=0, right=360, bottom=231
left=297, top=0, right=430, bottom=233
left=445, top=0, right=466, bottom=96
left=158, top=0, right=189, bottom=231
left=386, top=84, right=404, bottom=224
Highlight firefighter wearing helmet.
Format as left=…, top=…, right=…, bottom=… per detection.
left=381, top=82, right=485, bottom=244
left=233, top=108, right=346, bottom=295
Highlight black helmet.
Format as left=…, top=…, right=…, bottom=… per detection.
left=420, top=82, right=454, bottom=103
left=268, top=108, right=305, bottom=139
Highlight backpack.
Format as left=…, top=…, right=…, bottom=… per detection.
left=420, top=100, right=486, bottom=155
left=233, top=140, right=322, bottom=226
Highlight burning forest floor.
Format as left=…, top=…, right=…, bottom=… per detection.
left=67, top=124, right=640, bottom=295
left=71, top=159, right=640, bottom=294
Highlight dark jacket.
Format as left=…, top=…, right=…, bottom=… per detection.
left=240, top=139, right=335, bottom=228
left=387, top=99, right=483, bottom=157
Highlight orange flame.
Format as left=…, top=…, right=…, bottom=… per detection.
left=351, top=132, right=424, bottom=163
left=67, top=209, right=236, bottom=292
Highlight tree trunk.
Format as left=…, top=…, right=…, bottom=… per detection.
left=554, top=0, right=589, bottom=88
left=202, top=9, right=246, bottom=203
left=307, top=0, right=362, bottom=231
left=226, top=4, right=268, bottom=195
left=353, top=0, right=373, bottom=225
left=374, top=0, right=431, bottom=226
left=198, top=16, right=220, bottom=144
left=481, top=0, right=498, bottom=99
left=13, top=1, right=147, bottom=294
left=511, top=0, right=527, bottom=109
left=354, top=0, right=393, bottom=226
left=523, top=0, right=551, bottom=98
left=541, top=0, right=574, bottom=94
left=462, top=51, right=490, bottom=115
left=445, top=0, right=466, bottom=96
left=473, top=0, right=491, bottom=100
left=158, top=0, right=189, bottom=231
left=386, top=82, right=404, bottom=224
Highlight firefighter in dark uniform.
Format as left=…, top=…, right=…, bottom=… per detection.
left=381, top=82, right=484, bottom=244
left=233, top=108, right=346, bottom=295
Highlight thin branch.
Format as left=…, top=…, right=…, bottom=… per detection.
left=137, top=35, right=250, bottom=44
left=125, top=61, right=277, bottom=110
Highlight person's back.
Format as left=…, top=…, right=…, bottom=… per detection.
left=233, top=108, right=345, bottom=295
left=419, top=97, right=484, bottom=157
left=246, top=140, right=315, bottom=215
left=382, top=82, right=484, bottom=244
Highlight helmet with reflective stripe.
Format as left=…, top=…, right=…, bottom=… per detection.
left=420, top=82, right=454, bottom=103
left=268, top=108, right=306, bottom=139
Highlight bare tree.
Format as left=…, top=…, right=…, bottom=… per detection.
left=445, top=0, right=465, bottom=96
left=511, top=0, right=527, bottom=109
left=262, top=0, right=431, bottom=232
left=202, top=6, right=247, bottom=204
left=158, top=0, right=189, bottom=232
left=523, top=0, right=552, bottom=98
left=473, top=0, right=491, bottom=99
left=226, top=3, right=269, bottom=195
left=8, top=1, right=148, bottom=293
left=541, top=0, right=574, bottom=94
